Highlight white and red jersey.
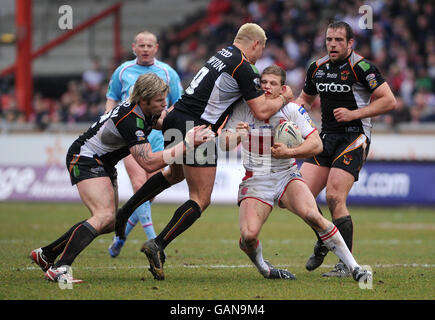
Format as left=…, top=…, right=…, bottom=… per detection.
left=224, top=100, right=317, bottom=174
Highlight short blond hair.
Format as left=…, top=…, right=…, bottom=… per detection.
left=234, top=23, right=267, bottom=45
left=130, top=73, right=168, bottom=105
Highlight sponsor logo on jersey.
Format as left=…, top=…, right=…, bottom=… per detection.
left=366, top=73, right=376, bottom=81
left=136, top=118, right=144, bottom=129
left=341, top=70, right=350, bottom=80
left=327, top=73, right=338, bottom=78
left=135, top=130, right=145, bottom=137
left=358, top=60, right=371, bottom=72
left=315, top=69, right=325, bottom=78
left=316, top=82, right=351, bottom=93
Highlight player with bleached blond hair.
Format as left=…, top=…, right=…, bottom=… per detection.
left=114, top=23, right=294, bottom=280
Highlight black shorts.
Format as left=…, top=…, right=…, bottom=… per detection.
left=162, top=108, right=217, bottom=167
left=66, top=153, right=118, bottom=187
left=304, top=132, right=370, bottom=181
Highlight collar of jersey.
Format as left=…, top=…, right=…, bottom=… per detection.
left=135, top=58, right=155, bottom=67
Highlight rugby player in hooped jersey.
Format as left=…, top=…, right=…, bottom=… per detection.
left=295, top=21, right=396, bottom=277
left=114, top=23, right=294, bottom=280
left=220, top=65, right=371, bottom=282
left=29, top=73, right=213, bottom=283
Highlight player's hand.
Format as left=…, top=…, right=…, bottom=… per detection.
left=333, top=107, right=355, bottom=122
left=185, top=125, right=215, bottom=148
left=282, top=85, right=294, bottom=103
left=271, top=142, right=293, bottom=159
left=236, top=122, right=249, bottom=139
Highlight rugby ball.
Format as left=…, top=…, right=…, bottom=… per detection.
left=274, top=121, right=304, bottom=148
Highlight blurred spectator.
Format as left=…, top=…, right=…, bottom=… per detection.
left=3, top=0, right=434, bottom=129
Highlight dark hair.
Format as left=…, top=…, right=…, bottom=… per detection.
left=262, top=64, right=286, bottom=85
left=327, top=21, right=354, bottom=41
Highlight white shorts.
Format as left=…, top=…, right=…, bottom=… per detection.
left=237, top=165, right=303, bottom=208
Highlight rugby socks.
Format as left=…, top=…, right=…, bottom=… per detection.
left=54, top=221, right=98, bottom=268
left=124, top=201, right=156, bottom=239
left=136, top=201, right=157, bottom=239
left=239, top=238, right=270, bottom=277
left=117, top=172, right=171, bottom=222
left=124, top=215, right=138, bottom=238
left=42, top=220, right=86, bottom=262
left=333, top=215, right=353, bottom=252
left=318, top=223, right=358, bottom=272
left=155, top=200, right=202, bottom=249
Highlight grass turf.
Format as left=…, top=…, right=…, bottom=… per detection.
left=0, top=202, right=434, bottom=300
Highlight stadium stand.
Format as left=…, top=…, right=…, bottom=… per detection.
left=0, top=0, right=434, bottom=133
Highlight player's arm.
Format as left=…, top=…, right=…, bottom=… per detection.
left=333, top=82, right=396, bottom=122
left=246, top=86, right=293, bottom=120
left=294, top=90, right=317, bottom=111
left=295, top=61, right=319, bottom=111
left=130, top=125, right=214, bottom=173
left=105, top=66, right=123, bottom=113
left=105, top=98, right=118, bottom=114
left=234, top=62, right=292, bottom=121
left=153, top=106, right=173, bottom=130
left=219, top=122, right=248, bottom=151
left=271, top=130, right=322, bottom=159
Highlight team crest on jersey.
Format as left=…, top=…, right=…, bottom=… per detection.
left=341, top=70, right=350, bottom=81
left=343, top=154, right=353, bottom=165
left=368, top=79, right=378, bottom=89
left=241, top=187, right=248, bottom=195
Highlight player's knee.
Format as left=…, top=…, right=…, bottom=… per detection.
left=325, top=190, right=345, bottom=212
left=240, top=226, right=259, bottom=245
left=94, top=211, right=115, bottom=233
left=165, top=168, right=184, bottom=185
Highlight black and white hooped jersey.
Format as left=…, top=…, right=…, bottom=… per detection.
left=303, top=51, right=385, bottom=141
left=174, top=45, right=264, bottom=131
left=68, top=100, right=157, bottom=168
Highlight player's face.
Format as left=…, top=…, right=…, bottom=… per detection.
left=140, top=93, right=167, bottom=117
left=325, top=27, right=353, bottom=62
left=133, top=33, right=159, bottom=66
left=260, top=74, right=283, bottom=99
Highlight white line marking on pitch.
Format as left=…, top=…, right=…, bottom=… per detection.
left=17, top=263, right=435, bottom=272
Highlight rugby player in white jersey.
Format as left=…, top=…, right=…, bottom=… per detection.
left=220, top=65, right=371, bottom=282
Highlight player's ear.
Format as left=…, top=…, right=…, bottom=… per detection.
left=347, top=38, right=354, bottom=49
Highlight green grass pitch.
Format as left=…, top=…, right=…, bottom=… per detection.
left=0, top=202, right=434, bottom=300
